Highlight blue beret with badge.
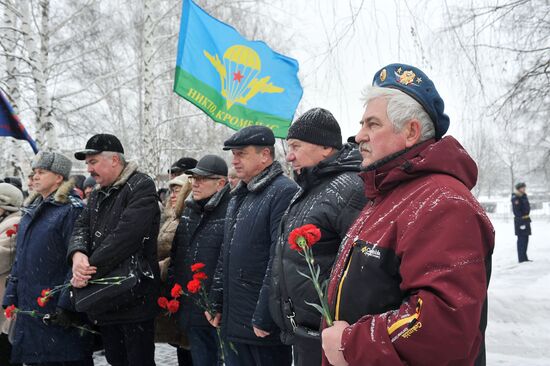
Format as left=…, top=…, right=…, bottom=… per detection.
left=372, top=63, right=450, bottom=139
left=223, top=125, right=275, bottom=150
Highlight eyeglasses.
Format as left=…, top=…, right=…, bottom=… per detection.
left=189, top=176, right=221, bottom=183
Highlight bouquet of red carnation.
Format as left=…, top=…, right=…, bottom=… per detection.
left=157, top=283, right=182, bottom=315
left=185, top=262, right=234, bottom=359
left=288, top=224, right=333, bottom=326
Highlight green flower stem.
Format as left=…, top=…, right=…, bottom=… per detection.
left=44, top=276, right=131, bottom=300
left=12, top=309, right=98, bottom=334
left=298, top=237, right=333, bottom=326
left=198, top=286, right=230, bottom=360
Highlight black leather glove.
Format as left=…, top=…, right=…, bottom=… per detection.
left=43, top=308, right=80, bottom=328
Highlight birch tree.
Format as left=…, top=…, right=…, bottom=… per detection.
left=441, top=0, right=550, bottom=193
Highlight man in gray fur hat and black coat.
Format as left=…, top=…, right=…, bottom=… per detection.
left=69, top=134, right=160, bottom=366
left=269, top=108, right=367, bottom=366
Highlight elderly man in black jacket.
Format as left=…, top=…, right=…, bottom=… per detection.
left=169, top=154, right=231, bottom=366
left=69, top=134, right=160, bottom=366
left=269, top=108, right=367, bottom=366
left=208, top=126, right=298, bottom=366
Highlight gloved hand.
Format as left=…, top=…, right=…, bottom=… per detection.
left=43, top=308, right=80, bottom=328
left=520, top=225, right=526, bottom=230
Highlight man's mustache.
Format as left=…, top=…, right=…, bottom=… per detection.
left=359, top=142, right=371, bottom=153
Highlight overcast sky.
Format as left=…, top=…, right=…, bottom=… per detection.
left=272, top=0, right=465, bottom=140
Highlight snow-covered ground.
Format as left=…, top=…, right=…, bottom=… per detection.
left=486, top=216, right=550, bottom=365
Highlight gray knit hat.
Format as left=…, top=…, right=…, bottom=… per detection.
left=0, top=182, right=24, bottom=212
left=31, top=151, right=72, bottom=180
left=287, top=108, right=342, bottom=149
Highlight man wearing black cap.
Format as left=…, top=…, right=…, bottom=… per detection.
left=321, top=64, right=494, bottom=366
left=68, top=133, right=160, bottom=366
left=511, top=182, right=531, bottom=263
left=269, top=108, right=367, bottom=366
left=207, top=126, right=298, bottom=366
left=168, top=157, right=198, bottom=179
left=169, top=154, right=231, bottom=365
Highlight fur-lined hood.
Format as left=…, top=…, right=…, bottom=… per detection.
left=163, top=180, right=192, bottom=219
left=23, top=179, right=77, bottom=207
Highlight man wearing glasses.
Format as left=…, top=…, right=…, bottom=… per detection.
left=169, top=154, right=231, bottom=366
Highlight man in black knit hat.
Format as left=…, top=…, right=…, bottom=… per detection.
left=269, top=108, right=367, bottom=366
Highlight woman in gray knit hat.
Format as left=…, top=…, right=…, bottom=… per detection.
left=0, top=182, right=23, bottom=366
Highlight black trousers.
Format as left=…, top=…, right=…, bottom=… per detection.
left=100, top=319, right=156, bottom=366
left=0, top=333, right=21, bottom=366
left=224, top=342, right=292, bottom=366
left=517, top=235, right=529, bottom=262
left=293, top=336, right=322, bottom=366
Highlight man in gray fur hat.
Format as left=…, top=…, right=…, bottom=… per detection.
left=3, top=151, right=93, bottom=365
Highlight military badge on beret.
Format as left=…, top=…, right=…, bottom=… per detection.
left=371, top=63, right=450, bottom=139
left=380, top=69, right=387, bottom=82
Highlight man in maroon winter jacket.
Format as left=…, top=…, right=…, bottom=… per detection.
left=321, top=64, right=494, bottom=366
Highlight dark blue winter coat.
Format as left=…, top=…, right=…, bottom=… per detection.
left=169, top=184, right=231, bottom=330
left=511, top=192, right=531, bottom=236
left=210, top=161, right=298, bottom=345
left=2, top=182, right=93, bottom=364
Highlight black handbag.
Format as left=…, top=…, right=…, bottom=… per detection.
left=71, top=254, right=153, bottom=313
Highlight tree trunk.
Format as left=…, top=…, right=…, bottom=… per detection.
left=140, top=0, right=157, bottom=176
left=2, top=0, right=25, bottom=176
left=19, top=0, right=57, bottom=151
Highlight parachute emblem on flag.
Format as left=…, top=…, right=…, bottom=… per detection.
left=204, top=45, right=284, bottom=109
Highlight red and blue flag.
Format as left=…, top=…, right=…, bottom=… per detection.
left=0, top=90, right=38, bottom=153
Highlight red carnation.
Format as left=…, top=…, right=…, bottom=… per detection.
left=287, top=223, right=332, bottom=326
left=288, top=224, right=321, bottom=252
left=37, top=296, right=48, bottom=307
left=193, top=272, right=208, bottom=281
left=167, top=299, right=180, bottom=314
left=171, top=283, right=183, bottom=298
left=4, top=305, right=16, bottom=319
left=190, top=263, right=206, bottom=272
left=6, top=229, right=16, bottom=238
left=187, top=279, right=201, bottom=294
left=157, top=296, right=169, bottom=309
left=41, top=288, right=51, bottom=298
